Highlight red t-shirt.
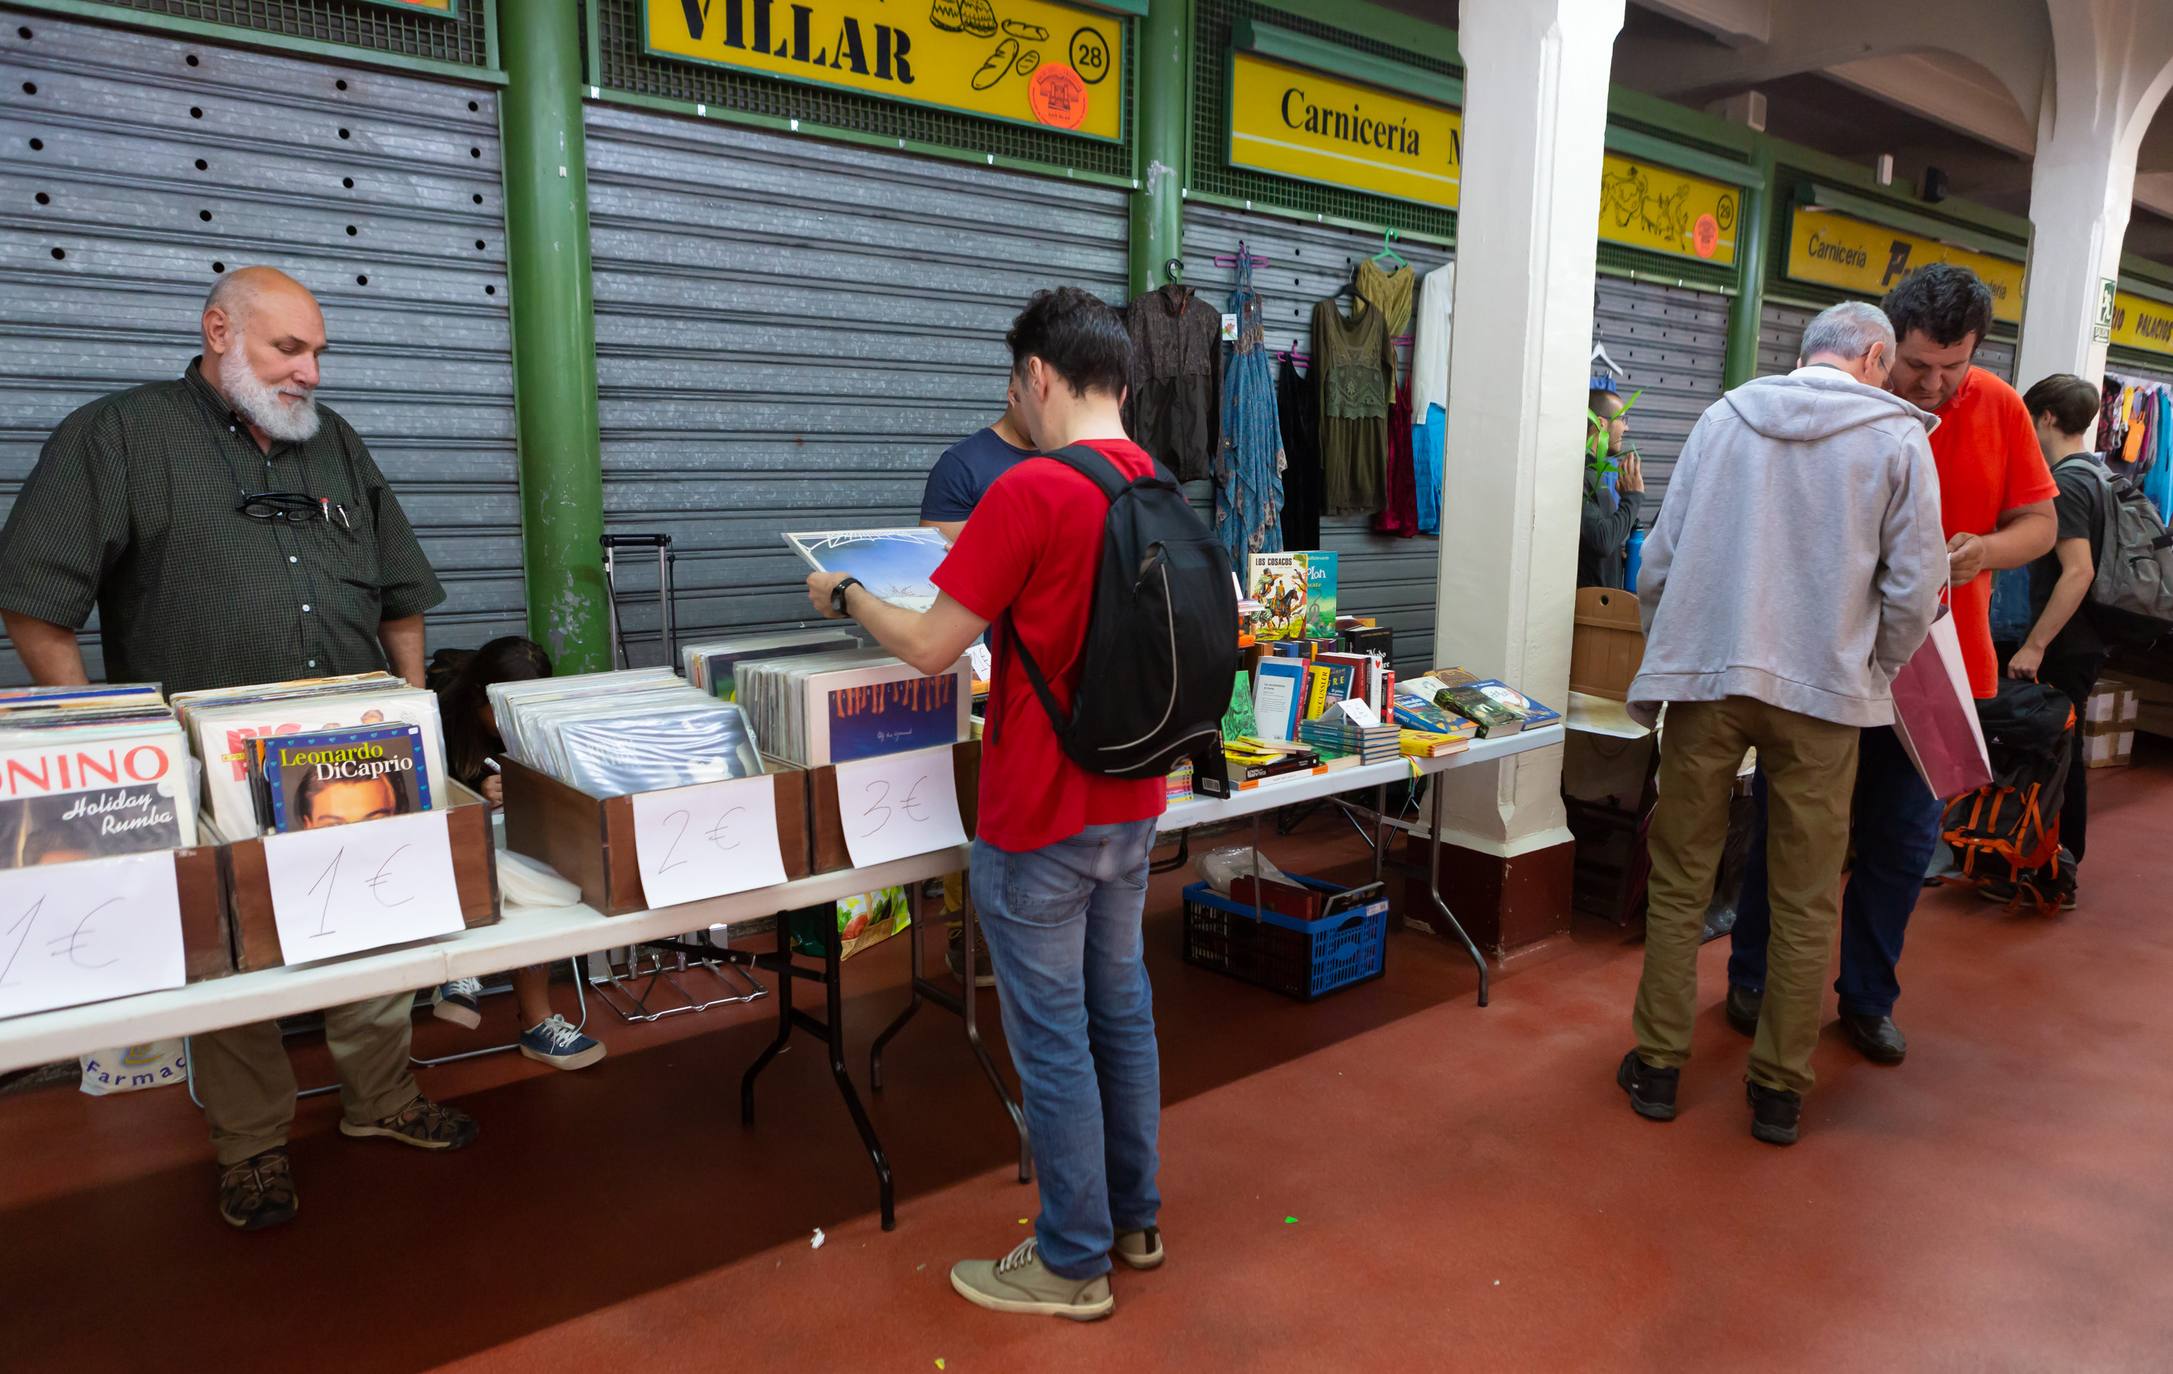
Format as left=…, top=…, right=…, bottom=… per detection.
left=1927, top=367, right=2058, bottom=698
left=932, top=438, right=1166, bottom=852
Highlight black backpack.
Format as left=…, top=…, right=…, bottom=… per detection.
left=1941, top=677, right=2076, bottom=902
left=2055, top=455, right=2173, bottom=649
left=1001, top=444, right=1238, bottom=779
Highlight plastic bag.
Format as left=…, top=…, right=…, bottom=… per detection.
left=80, top=1041, right=188, bottom=1096
left=1195, top=845, right=1297, bottom=898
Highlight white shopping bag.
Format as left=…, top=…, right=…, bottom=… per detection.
left=1888, top=607, right=1993, bottom=799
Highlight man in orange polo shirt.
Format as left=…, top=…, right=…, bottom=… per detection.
left=1728, top=264, right=2055, bottom=1065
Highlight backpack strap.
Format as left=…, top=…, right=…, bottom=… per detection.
left=1035, top=442, right=1180, bottom=497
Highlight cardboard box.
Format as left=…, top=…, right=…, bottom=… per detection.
left=174, top=846, right=234, bottom=983
left=224, top=793, right=500, bottom=971
left=501, top=759, right=810, bottom=917
left=1569, top=587, right=1644, bottom=701
left=2082, top=722, right=2135, bottom=769
left=804, top=740, right=979, bottom=874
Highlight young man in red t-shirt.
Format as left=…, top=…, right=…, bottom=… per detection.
left=806, top=287, right=1163, bottom=1321
left=1728, top=264, right=2055, bottom=1065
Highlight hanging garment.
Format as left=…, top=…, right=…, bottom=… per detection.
left=1214, top=256, right=1285, bottom=571
left=1357, top=258, right=1416, bottom=338
left=1123, top=284, right=1223, bottom=481
left=1373, top=377, right=1418, bottom=538
left=1408, top=265, right=1454, bottom=536
left=2125, top=387, right=2148, bottom=465
left=1278, top=356, right=1322, bottom=550
left=2099, top=377, right=2121, bottom=452
left=1313, top=297, right=1393, bottom=515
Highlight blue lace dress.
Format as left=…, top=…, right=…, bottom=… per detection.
left=1214, top=256, right=1286, bottom=572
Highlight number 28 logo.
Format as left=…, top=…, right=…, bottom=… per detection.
left=1068, top=27, right=1110, bottom=85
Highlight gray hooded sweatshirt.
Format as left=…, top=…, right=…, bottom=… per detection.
left=1627, top=366, right=1947, bottom=729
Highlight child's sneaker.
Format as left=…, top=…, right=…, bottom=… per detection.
left=518, top=1014, right=606, bottom=1071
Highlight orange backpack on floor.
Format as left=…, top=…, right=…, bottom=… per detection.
left=1940, top=679, right=2076, bottom=912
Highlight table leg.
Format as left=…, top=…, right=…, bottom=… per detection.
left=740, top=908, right=795, bottom=1125
left=819, top=915, right=896, bottom=1232
left=1426, top=773, right=1492, bottom=1007
left=867, top=886, right=925, bottom=1092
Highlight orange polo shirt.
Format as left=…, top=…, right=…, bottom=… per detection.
left=1927, top=367, right=2058, bottom=698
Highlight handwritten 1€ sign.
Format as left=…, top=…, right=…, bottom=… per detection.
left=835, top=746, right=968, bottom=869
left=629, top=773, right=788, bottom=909
left=262, top=809, right=465, bottom=964
left=0, top=850, right=187, bottom=1019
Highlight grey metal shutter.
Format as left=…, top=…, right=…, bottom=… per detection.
left=0, top=12, right=522, bottom=685
left=1179, top=202, right=1452, bottom=673
left=1977, top=335, right=2018, bottom=385
left=1590, top=277, right=1730, bottom=519
left=582, top=104, right=1129, bottom=661
left=1757, top=300, right=1817, bottom=378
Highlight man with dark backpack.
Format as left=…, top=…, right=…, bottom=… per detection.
left=806, top=286, right=1234, bottom=1322
left=1992, top=373, right=2170, bottom=905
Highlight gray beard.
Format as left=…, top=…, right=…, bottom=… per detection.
left=219, top=340, right=322, bottom=444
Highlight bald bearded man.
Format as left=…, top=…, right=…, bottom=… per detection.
left=0, top=267, right=473, bottom=1231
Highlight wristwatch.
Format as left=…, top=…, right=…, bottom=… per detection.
left=829, top=575, right=863, bottom=617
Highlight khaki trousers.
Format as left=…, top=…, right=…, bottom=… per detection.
left=194, top=995, right=420, bottom=1166
left=1633, top=697, right=1859, bottom=1096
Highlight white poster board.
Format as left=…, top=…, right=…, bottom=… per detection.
left=262, top=809, right=465, bottom=964
left=629, top=774, right=789, bottom=909
left=834, top=746, right=969, bottom=869
left=0, top=851, right=187, bottom=1020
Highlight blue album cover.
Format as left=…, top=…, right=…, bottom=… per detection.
left=826, top=675, right=962, bottom=764
left=263, top=724, right=432, bottom=833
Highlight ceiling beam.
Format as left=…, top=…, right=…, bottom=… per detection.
left=1631, top=0, right=1770, bottom=48
left=1823, top=53, right=2036, bottom=157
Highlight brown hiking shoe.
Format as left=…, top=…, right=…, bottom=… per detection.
left=338, top=1096, right=478, bottom=1151
left=218, top=1148, right=297, bottom=1231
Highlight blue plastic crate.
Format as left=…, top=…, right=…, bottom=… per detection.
left=1180, top=875, right=1390, bottom=1000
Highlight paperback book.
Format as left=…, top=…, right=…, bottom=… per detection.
left=1245, top=553, right=1307, bottom=641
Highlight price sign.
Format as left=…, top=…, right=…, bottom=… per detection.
left=262, top=809, right=465, bottom=964
left=834, top=746, right=968, bottom=869
left=0, top=851, right=187, bottom=1020
left=629, top=773, right=788, bottom=909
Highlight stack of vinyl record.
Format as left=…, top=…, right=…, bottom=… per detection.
left=0, top=683, right=198, bottom=865
left=172, top=672, right=450, bottom=839
left=736, top=649, right=973, bottom=769
left=681, top=628, right=859, bottom=702
left=490, top=668, right=763, bottom=797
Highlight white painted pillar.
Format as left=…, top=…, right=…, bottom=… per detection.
left=2016, top=1, right=2173, bottom=388
left=1428, top=0, right=1623, bottom=863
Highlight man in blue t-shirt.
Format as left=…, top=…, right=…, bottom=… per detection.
left=920, top=379, right=1035, bottom=542
left=920, top=381, right=1035, bottom=988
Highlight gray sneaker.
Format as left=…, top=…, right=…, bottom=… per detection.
left=950, top=1238, right=1114, bottom=1321
left=1113, top=1226, right=1164, bottom=1270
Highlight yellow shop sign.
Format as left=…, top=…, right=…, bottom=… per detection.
left=2110, top=289, right=2173, bottom=357
left=1227, top=51, right=1463, bottom=208
left=647, top=0, right=1125, bottom=141
left=1786, top=208, right=2025, bottom=323
left=1597, top=154, right=1739, bottom=266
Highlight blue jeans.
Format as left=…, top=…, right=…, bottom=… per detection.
left=1728, top=725, right=1943, bottom=1018
left=972, top=820, right=1162, bottom=1281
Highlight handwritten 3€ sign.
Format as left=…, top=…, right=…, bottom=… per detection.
left=630, top=773, right=789, bottom=909
left=262, top=809, right=466, bottom=964
left=0, top=850, right=187, bottom=1019
left=835, top=746, right=968, bottom=869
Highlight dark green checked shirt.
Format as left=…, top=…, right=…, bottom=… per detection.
left=0, top=359, right=443, bottom=696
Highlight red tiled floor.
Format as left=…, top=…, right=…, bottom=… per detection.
left=4, top=745, right=2171, bottom=1372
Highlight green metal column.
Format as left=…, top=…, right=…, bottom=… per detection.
left=1723, top=146, right=1775, bottom=389
left=499, top=0, right=609, bottom=673
left=1128, top=0, right=1189, bottom=296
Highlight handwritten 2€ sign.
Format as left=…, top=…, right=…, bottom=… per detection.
left=262, top=809, right=465, bottom=964
left=835, top=746, right=968, bottom=869
left=630, top=774, right=788, bottom=909
left=0, top=850, right=187, bottom=1019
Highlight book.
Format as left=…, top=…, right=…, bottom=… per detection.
left=1251, top=657, right=1308, bottom=741
left=1305, top=666, right=1330, bottom=721
left=1444, top=675, right=1562, bottom=730
left=0, top=725, right=196, bottom=865
left=1245, top=553, right=1307, bottom=641
left=256, top=724, right=433, bottom=833
left=1300, top=551, right=1339, bottom=639
left=784, top=528, right=951, bottom=612
left=681, top=629, right=859, bottom=701
left=1391, top=686, right=1479, bottom=738
left=1340, top=625, right=1393, bottom=662
left=1400, top=730, right=1473, bottom=759
left=1432, top=682, right=1527, bottom=736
